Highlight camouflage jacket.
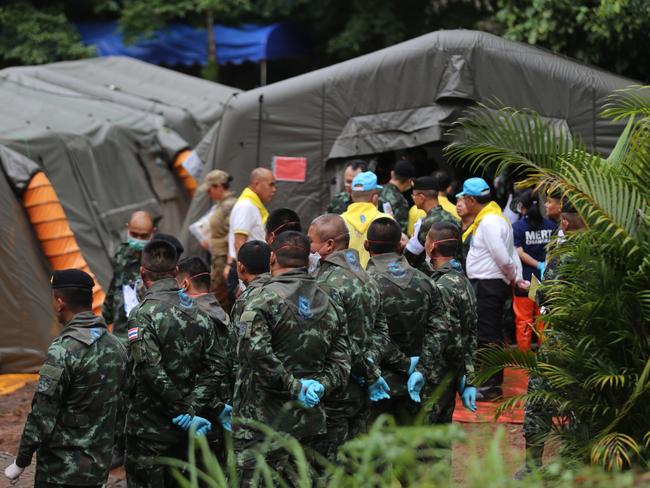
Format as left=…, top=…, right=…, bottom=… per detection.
left=378, top=183, right=410, bottom=233
left=230, top=273, right=272, bottom=324
left=327, top=191, right=352, bottom=215
left=427, top=261, right=478, bottom=384
left=417, top=205, right=459, bottom=246
left=366, top=253, right=450, bottom=396
left=126, top=278, right=227, bottom=442
left=102, top=242, right=142, bottom=341
left=194, top=293, right=236, bottom=406
left=315, top=250, right=389, bottom=419
left=17, top=312, right=127, bottom=485
left=233, top=268, right=350, bottom=441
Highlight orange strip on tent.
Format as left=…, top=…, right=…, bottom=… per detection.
left=173, top=149, right=197, bottom=197
left=22, top=172, right=105, bottom=314
left=0, top=374, right=38, bottom=396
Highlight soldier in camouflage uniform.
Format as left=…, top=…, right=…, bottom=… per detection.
left=125, top=240, right=228, bottom=488
left=377, top=160, right=416, bottom=233
left=327, top=160, right=368, bottom=215
left=519, top=204, right=585, bottom=477
left=176, top=256, right=235, bottom=457
left=232, top=240, right=273, bottom=323
left=307, top=214, right=390, bottom=459
left=102, top=211, right=155, bottom=344
left=424, top=221, right=478, bottom=422
left=5, top=269, right=127, bottom=488
left=364, top=218, right=452, bottom=426
left=405, top=177, right=459, bottom=272
left=232, top=231, right=350, bottom=485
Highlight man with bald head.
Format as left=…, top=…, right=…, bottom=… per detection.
left=308, top=214, right=390, bottom=458
left=103, top=210, right=155, bottom=344
left=224, top=168, right=276, bottom=283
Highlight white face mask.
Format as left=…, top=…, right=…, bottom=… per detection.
left=425, top=255, right=431, bottom=265
left=308, top=252, right=321, bottom=274
left=238, top=280, right=246, bottom=293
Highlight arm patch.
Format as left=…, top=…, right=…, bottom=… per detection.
left=37, top=363, right=64, bottom=396
left=238, top=311, right=257, bottom=338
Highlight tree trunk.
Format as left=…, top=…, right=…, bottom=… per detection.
left=206, top=9, right=216, bottom=64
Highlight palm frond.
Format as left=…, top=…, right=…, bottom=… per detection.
left=473, top=345, right=537, bottom=384
left=601, top=85, right=650, bottom=122
left=590, top=432, right=641, bottom=470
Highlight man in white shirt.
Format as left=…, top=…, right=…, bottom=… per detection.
left=458, top=177, right=523, bottom=400
left=225, top=168, right=276, bottom=281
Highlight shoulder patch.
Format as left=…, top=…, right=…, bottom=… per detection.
left=178, top=289, right=194, bottom=309
left=37, top=363, right=63, bottom=396
left=345, top=250, right=360, bottom=272
left=298, top=295, right=313, bottom=320
left=387, top=260, right=406, bottom=278
left=238, top=310, right=257, bottom=338
left=128, top=327, right=140, bottom=342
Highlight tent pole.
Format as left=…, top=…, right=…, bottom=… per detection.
left=260, top=59, right=267, bottom=86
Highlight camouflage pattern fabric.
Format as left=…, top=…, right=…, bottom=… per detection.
left=378, top=183, right=410, bottom=233
left=232, top=268, right=350, bottom=445
left=102, top=242, right=142, bottom=343
left=16, top=312, right=127, bottom=486
left=125, top=278, right=227, bottom=443
left=194, top=293, right=235, bottom=408
left=366, top=253, right=452, bottom=406
left=230, top=273, right=272, bottom=325
left=417, top=205, right=460, bottom=246
left=426, top=261, right=478, bottom=385
left=327, top=191, right=352, bottom=215
left=313, top=249, right=389, bottom=455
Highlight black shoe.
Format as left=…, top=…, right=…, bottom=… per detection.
left=110, top=445, right=125, bottom=469
left=476, top=386, right=503, bottom=402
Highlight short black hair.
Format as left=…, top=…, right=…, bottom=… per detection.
left=345, top=159, right=368, bottom=172
left=141, top=240, right=178, bottom=281
left=433, top=170, right=452, bottom=191
left=428, top=221, right=460, bottom=257
left=238, top=240, right=271, bottom=275
left=151, top=233, right=184, bottom=257
left=266, top=208, right=302, bottom=236
left=367, top=217, right=401, bottom=254
left=271, top=231, right=310, bottom=268
left=53, top=287, right=92, bottom=311
left=177, top=257, right=210, bottom=291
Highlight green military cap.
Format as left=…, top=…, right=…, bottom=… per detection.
left=50, top=269, right=94, bottom=289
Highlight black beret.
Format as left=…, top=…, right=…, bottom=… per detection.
left=412, top=176, right=439, bottom=191
left=393, top=160, right=416, bottom=178
left=151, top=233, right=184, bottom=257
left=51, top=269, right=94, bottom=290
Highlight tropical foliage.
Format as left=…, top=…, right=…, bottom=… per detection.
left=444, top=85, right=650, bottom=470
left=164, top=420, right=644, bottom=487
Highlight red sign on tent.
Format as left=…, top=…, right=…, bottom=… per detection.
left=273, top=156, right=307, bottom=183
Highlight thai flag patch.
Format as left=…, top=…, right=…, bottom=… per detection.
left=128, top=327, right=139, bottom=341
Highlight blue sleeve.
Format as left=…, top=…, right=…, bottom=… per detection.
left=513, top=221, right=525, bottom=248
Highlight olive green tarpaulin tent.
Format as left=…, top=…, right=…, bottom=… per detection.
left=180, top=29, right=638, bottom=249
left=0, top=60, right=238, bottom=372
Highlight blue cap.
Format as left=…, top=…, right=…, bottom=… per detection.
left=456, top=177, right=491, bottom=198
left=351, top=171, right=382, bottom=191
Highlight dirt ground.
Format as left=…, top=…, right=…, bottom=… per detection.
left=0, top=381, right=525, bottom=487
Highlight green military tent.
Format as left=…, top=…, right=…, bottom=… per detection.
left=180, top=29, right=638, bottom=248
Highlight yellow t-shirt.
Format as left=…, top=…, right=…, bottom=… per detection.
left=341, top=202, right=393, bottom=268
left=407, top=205, right=426, bottom=237
left=439, top=195, right=460, bottom=220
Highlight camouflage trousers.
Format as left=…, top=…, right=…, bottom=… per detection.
left=125, top=435, right=187, bottom=488
left=523, top=373, right=553, bottom=467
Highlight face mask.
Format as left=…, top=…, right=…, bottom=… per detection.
left=238, top=280, right=247, bottom=293
left=308, top=252, right=321, bottom=274
left=425, top=255, right=431, bottom=265
left=128, top=235, right=149, bottom=251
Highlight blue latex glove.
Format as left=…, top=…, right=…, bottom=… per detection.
left=537, top=261, right=546, bottom=279
left=218, top=404, right=233, bottom=432
left=408, top=356, right=420, bottom=375
left=407, top=371, right=425, bottom=403
left=298, top=379, right=323, bottom=407
left=172, top=413, right=192, bottom=430
left=368, top=377, right=391, bottom=402
left=306, top=381, right=325, bottom=406
left=461, top=386, right=477, bottom=412
left=189, top=416, right=212, bottom=436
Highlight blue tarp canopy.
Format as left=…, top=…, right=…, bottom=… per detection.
left=77, top=21, right=307, bottom=66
